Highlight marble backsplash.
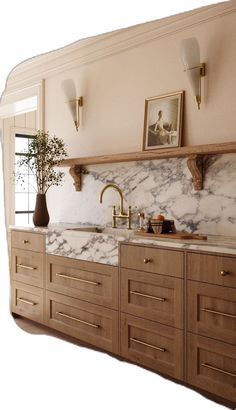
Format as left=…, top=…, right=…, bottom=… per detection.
left=53, top=153, right=236, bottom=236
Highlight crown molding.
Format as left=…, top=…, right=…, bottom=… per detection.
left=4, top=1, right=236, bottom=94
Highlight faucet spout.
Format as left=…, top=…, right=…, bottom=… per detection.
left=99, top=183, right=124, bottom=214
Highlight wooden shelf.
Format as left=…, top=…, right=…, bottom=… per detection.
left=60, top=141, right=236, bottom=191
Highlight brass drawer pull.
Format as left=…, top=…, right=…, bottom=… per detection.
left=56, top=273, right=100, bottom=286
left=17, top=297, right=36, bottom=306
left=130, top=337, right=165, bottom=352
left=22, top=240, right=29, bottom=244
left=16, top=263, right=37, bottom=271
left=201, top=307, right=236, bottom=319
left=220, top=270, right=229, bottom=277
left=56, top=311, right=100, bottom=329
left=201, top=363, right=236, bottom=378
left=143, top=258, right=151, bottom=264
left=130, top=290, right=165, bottom=302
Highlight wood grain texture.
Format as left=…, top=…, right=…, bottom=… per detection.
left=46, top=291, right=119, bottom=354
left=11, top=248, right=45, bottom=288
left=121, top=268, right=184, bottom=329
left=60, top=141, right=236, bottom=167
left=187, top=280, right=236, bottom=345
left=186, top=251, right=236, bottom=288
left=11, top=230, right=45, bottom=253
left=187, top=333, right=236, bottom=404
left=46, top=254, right=118, bottom=309
left=120, top=243, right=184, bottom=278
left=121, top=313, right=184, bottom=380
left=11, top=281, right=44, bottom=324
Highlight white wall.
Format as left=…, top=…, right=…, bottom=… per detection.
left=45, top=9, right=236, bottom=158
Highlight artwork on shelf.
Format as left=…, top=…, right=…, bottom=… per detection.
left=142, top=91, right=184, bottom=151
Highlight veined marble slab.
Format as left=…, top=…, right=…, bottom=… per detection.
left=10, top=224, right=236, bottom=266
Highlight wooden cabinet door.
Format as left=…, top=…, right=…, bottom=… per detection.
left=187, top=280, right=236, bottom=345
left=121, top=313, right=184, bottom=380
left=11, top=281, right=44, bottom=324
left=46, top=291, right=119, bottom=354
left=187, top=333, right=236, bottom=404
left=11, top=248, right=44, bottom=287
left=121, top=268, right=184, bottom=328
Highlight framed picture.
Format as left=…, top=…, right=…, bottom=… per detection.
left=142, top=91, right=184, bottom=151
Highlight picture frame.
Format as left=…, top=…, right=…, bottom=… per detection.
left=142, top=91, right=184, bottom=151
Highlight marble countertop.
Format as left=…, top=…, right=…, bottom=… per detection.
left=10, top=223, right=236, bottom=266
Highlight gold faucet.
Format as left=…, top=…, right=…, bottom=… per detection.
left=99, top=183, right=132, bottom=229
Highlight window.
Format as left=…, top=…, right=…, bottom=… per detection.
left=15, top=134, right=36, bottom=225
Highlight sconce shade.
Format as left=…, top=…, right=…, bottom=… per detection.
left=61, top=79, right=83, bottom=131
left=180, top=37, right=205, bottom=109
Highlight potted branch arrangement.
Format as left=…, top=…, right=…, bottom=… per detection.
left=15, top=130, right=68, bottom=227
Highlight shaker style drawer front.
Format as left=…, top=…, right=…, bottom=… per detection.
left=120, top=313, right=184, bottom=380
left=11, top=230, right=45, bottom=253
left=187, top=281, right=236, bottom=345
left=187, top=252, right=236, bottom=288
left=11, top=248, right=44, bottom=287
left=120, top=244, right=184, bottom=278
left=46, top=291, right=119, bottom=354
left=121, top=268, right=184, bottom=329
left=187, top=333, right=236, bottom=403
left=46, top=255, right=118, bottom=309
left=11, top=281, right=44, bottom=323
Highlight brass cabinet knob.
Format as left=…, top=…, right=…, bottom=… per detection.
left=143, top=258, right=151, bottom=264
left=23, top=240, right=29, bottom=244
left=220, top=270, right=228, bottom=277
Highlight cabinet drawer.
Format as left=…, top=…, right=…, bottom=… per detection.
left=11, top=248, right=44, bottom=287
left=187, top=281, right=236, bottom=345
left=120, top=313, right=184, bottom=380
left=11, top=230, right=45, bottom=253
left=46, top=291, right=119, bottom=354
left=121, top=268, right=184, bottom=328
left=11, top=281, right=44, bottom=323
left=46, top=255, right=118, bottom=309
left=187, top=333, right=236, bottom=403
left=187, top=252, right=236, bottom=288
left=120, top=244, right=184, bottom=278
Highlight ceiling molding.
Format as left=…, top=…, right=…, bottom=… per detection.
left=4, top=1, right=236, bottom=93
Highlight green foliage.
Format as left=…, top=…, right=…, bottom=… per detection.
left=15, top=130, right=68, bottom=194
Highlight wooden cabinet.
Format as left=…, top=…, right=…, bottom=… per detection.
left=11, top=229, right=45, bottom=324
left=46, top=291, right=119, bottom=354
left=121, top=313, right=184, bottom=380
left=10, top=229, right=236, bottom=408
left=120, top=242, right=185, bottom=382
left=46, top=254, right=118, bottom=309
left=186, top=250, right=236, bottom=406
left=121, top=267, right=184, bottom=328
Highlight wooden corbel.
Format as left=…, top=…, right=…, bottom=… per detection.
left=69, top=165, right=82, bottom=191
left=187, top=154, right=203, bottom=190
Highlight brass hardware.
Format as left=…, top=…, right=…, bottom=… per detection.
left=16, top=263, right=37, bottom=271
left=17, top=297, right=36, bottom=306
left=56, top=273, right=100, bottom=286
left=56, top=311, right=99, bottom=329
left=130, top=337, right=165, bottom=352
left=143, top=258, right=151, bottom=264
left=201, top=363, right=236, bottom=378
left=22, top=240, right=29, bottom=244
left=130, top=290, right=165, bottom=302
left=69, top=97, right=83, bottom=131
left=99, top=183, right=132, bottom=229
left=201, top=307, right=236, bottom=320
left=220, top=270, right=228, bottom=277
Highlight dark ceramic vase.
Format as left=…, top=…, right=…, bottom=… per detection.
left=33, top=193, right=50, bottom=227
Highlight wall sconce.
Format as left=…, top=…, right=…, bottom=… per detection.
left=180, top=38, right=206, bottom=110
left=69, top=97, right=83, bottom=131
left=61, top=79, right=83, bottom=131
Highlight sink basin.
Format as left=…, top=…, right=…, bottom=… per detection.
left=65, top=226, right=134, bottom=237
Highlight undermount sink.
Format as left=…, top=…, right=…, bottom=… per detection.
left=65, top=226, right=134, bottom=237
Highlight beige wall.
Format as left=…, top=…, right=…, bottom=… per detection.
left=44, top=10, right=236, bottom=158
